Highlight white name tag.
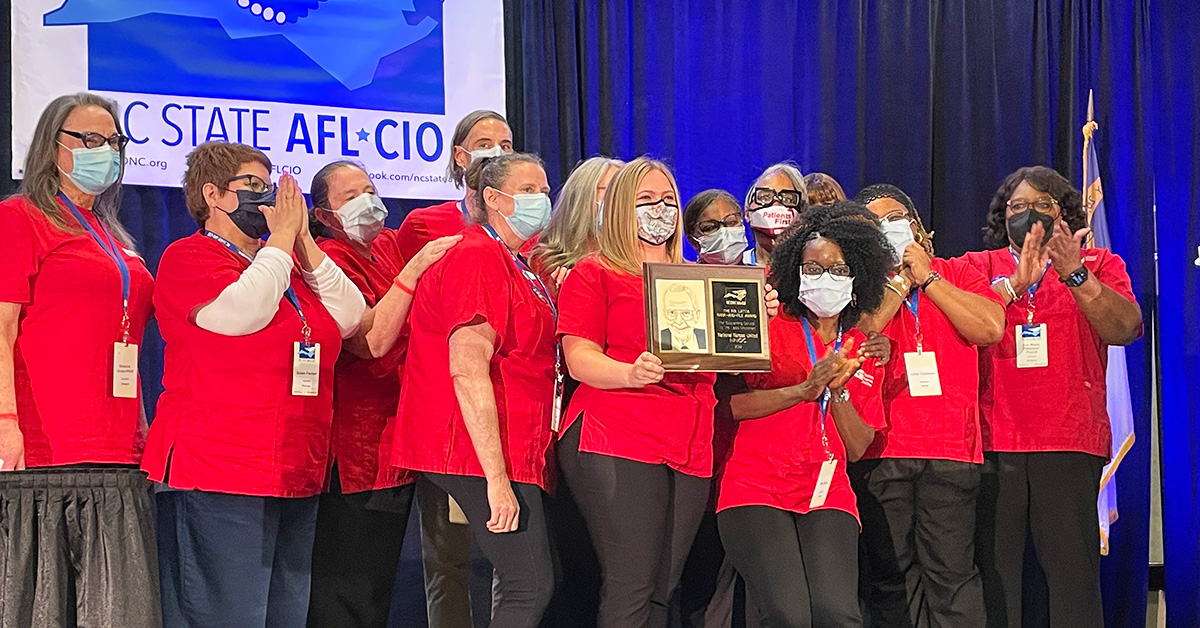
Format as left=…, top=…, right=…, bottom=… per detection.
left=448, top=495, right=469, bottom=524
left=291, top=342, right=321, bottom=396
left=1015, top=324, right=1049, bottom=368
left=112, top=342, right=139, bottom=399
left=810, top=459, right=838, bottom=508
left=904, top=351, right=943, bottom=397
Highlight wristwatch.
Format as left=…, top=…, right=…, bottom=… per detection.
left=1060, top=266, right=1089, bottom=288
left=830, top=387, right=851, bottom=404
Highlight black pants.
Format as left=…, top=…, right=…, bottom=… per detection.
left=307, top=470, right=415, bottom=628
left=540, top=481, right=601, bottom=628
left=558, top=420, right=710, bottom=628
left=0, top=467, right=161, bottom=628
left=850, top=458, right=984, bottom=628
left=718, top=507, right=861, bottom=628
left=425, top=473, right=554, bottom=628
left=975, top=451, right=1105, bottom=628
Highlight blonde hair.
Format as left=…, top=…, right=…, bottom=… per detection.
left=598, top=157, right=683, bottom=275
left=531, top=156, right=623, bottom=273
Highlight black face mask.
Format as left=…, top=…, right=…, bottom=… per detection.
left=1006, top=209, right=1055, bottom=248
left=225, top=188, right=276, bottom=240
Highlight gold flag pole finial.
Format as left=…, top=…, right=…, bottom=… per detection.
left=1082, top=89, right=1098, bottom=248
left=1084, top=89, right=1098, bottom=139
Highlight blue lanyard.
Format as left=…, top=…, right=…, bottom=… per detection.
left=1009, top=249, right=1051, bottom=323
left=481, top=224, right=557, bottom=320
left=203, top=230, right=311, bottom=343
left=59, top=193, right=132, bottom=341
left=801, top=316, right=843, bottom=459
left=903, top=290, right=926, bottom=352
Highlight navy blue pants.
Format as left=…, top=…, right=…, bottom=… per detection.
left=155, top=490, right=319, bottom=628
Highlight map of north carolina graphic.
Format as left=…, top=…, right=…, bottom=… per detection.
left=44, top=0, right=446, bottom=113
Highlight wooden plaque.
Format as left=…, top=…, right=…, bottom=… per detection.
left=643, top=263, right=772, bottom=373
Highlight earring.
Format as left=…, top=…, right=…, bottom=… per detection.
left=851, top=293, right=858, bottom=307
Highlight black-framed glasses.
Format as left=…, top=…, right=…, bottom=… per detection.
left=695, top=213, right=743, bottom=236
left=750, top=187, right=803, bottom=209
left=58, top=129, right=129, bottom=151
left=224, top=174, right=274, bottom=195
left=801, top=262, right=853, bottom=278
left=1006, top=197, right=1059, bottom=216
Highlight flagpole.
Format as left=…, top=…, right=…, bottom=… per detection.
left=1083, top=89, right=1098, bottom=248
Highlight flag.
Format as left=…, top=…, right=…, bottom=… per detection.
left=1083, top=90, right=1136, bottom=556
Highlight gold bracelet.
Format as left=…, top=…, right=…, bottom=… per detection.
left=885, top=282, right=905, bottom=298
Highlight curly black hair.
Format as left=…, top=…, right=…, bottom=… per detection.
left=769, top=200, right=892, bottom=328
left=982, top=166, right=1086, bottom=249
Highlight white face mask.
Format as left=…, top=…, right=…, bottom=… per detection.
left=468, top=145, right=506, bottom=163
left=798, top=272, right=854, bottom=318
left=337, top=192, right=388, bottom=246
left=697, top=226, right=749, bottom=265
left=747, top=204, right=797, bottom=237
left=636, top=201, right=679, bottom=245
left=881, top=219, right=915, bottom=265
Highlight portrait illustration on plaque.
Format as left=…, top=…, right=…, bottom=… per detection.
left=655, top=280, right=709, bottom=353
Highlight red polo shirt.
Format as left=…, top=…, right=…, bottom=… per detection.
left=557, top=256, right=718, bottom=478
left=959, top=247, right=1138, bottom=458
left=718, top=319, right=884, bottom=522
left=393, top=226, right=557, bottom=490
left=318, top=231, right=415, bottom=493
left=863, top=257, right=1002, bottom=464
left=395, top=200, right=467, bottom=262
left=0, top=196, right=154, bottom=467
left=143, top=232, right=343, bottom=497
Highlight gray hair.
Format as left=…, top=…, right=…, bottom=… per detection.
left=445, top=110, right=508, bottom=189
left=744, top=162, right=809, bottom=212
left=532, top=156, right=624, bottom=273
left=17, top=92, right=133, bottom=248
left=468, top=152, right=545, bottom=225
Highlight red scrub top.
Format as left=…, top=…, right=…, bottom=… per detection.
left=143, top=232, right=343, bottom=497
left=394, top=226, right=557, bottom=490
left=863, top=257, right=1003, bottom=464
left=557, top=256, right=718, bottom=478
left=319, top=230, right=415, bottom=493
left=396, top=200, right=467, bottom=262
left=959, top=247, right=1139, bottom=458
left=718, top=317, right=884, bottom=522
left=0, top=196, right=154, bottom=467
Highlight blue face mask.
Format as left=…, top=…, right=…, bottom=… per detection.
left=496, top=190, right=552, bottom=240
left=58, top=143, right=121, bottom=195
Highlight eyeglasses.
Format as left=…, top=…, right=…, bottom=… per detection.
left=58, top=129, right=129, bottom=151
left=1006, top=198, right=1059, bottom=216
left=801, top=262, right=853, bottom=278
left=750, top=187, right=803, bottom=209
left=695, top=213, right=742, bottom=236
left=224, top=174, right=274, bottom=195
left=664, top=308, right=698, bottom=322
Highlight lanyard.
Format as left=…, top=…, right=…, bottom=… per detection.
left=904, top=290, right=925, bottom=352
left=801, top=316, right=843, bottom=460
left=203, top=230, right=312, bottom=343
left=59, top=193, right=132, bottom=342
left=1009, top=249, right=1051, bottom=324
left=481, top=225, right=557, bottom=319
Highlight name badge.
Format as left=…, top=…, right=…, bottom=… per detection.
left=904, top=351, right=943, bottom=397
left=112, top=342, right=139, bottom=399
left=810, top=459, right=838, bottom=509
left=1015, top=324, right=1049, bottom=368
left=292, top=342, right=320, bottom=396
left=550, top=374, right=564, bottom=433
left=448, top=495, right=469, bottom=524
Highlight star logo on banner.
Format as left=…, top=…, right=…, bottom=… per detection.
left=356, top=128, right=369, bottom=142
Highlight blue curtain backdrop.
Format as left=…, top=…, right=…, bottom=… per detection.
left=2, top=2, right=1197, bottom=626
left=504, top=1, right=1156, bottom=625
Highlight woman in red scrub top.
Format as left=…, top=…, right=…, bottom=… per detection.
left=965, top=166, right=1141, bottom=628
left=718, top=201, right=893, bottom=626
left=144, top=141, right=367, bottom=628
left=394, top=152, right=557, bottom=627
left=306, top=160, right=459, bottom=628
left=557, top=158, right=777, bottom=627
left=0, top=92, right=159, bottom=628
left=851, top=184, right=1006, bottom=627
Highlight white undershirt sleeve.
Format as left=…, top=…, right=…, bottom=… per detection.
left=301, top=255, right=367, bottom=339
left=194, top=246, right=293, bottom=336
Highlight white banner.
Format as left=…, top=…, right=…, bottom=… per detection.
left=11, top=0, right=506, bottom=200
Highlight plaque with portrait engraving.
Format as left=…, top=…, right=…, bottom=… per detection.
left=643, top=263, right=772, bottom=373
